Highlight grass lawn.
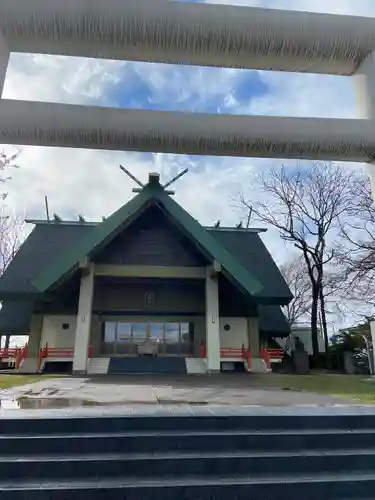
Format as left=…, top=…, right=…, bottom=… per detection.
left=255, top=373, right=375, bottom=404
left=0, top=374, right=59, bottom=390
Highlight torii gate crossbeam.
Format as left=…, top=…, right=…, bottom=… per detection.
left=0, top=0, right=374, bottom=168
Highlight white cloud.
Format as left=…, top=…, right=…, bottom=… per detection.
left=204, top=0, right=375, bottom=16
left=5, top=54, right=124, bottom=105
left=264, top=0, right=375, bottom=16
left=202, top=0, right=263, bottom=6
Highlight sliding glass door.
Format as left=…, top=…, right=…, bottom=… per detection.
left=101, top=320, right=194, bottom=356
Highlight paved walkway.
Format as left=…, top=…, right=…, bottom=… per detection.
left=2, top=403, right=375, bottom=420
left=0, top=374, right=357, bottom=411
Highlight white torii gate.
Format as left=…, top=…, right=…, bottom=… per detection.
left=0, top=0, right=374, bottom=166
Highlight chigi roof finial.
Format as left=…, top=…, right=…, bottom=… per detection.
left=119, top=165, right=188, bottom=195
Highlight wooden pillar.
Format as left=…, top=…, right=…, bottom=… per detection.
left=247, top=316, right=268, bottom=372
left=247, top=316, right=260, bottom=356
left=73, top=264, right=94, bottom=373
left=205, top=266, right=221, bottom=372
left=27, top=315, right=43, bottom=358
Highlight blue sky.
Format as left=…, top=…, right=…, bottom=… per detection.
left=2, top=0, right=375, bottom=280
left=107, top=63, right=269, bottom=114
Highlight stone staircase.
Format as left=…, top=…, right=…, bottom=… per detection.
left=87, top=357, right=110, bottom=375
left=108, top=356, right=187, bottom=374
left=1, top=409, right=375, bottom=498
left=185, top=357, right=207, bottom=374
left=18, top=357, right=39, bottom=373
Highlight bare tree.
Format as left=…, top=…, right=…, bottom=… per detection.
left=334, top=177, right=375, bottom=304
left=0, top=150, right=23, bottom=275
left=240, top=163, right=354, bottom=360
left=0, top=149, right=19, bottom=184
left=280, top=256, right=311, bottom=326
left=0, top=210, right=24, bottom=276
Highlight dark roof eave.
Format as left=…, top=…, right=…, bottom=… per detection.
left=256, top=297, right=292, bottom=306
left=0, top=291, right=45, bottom=301
left=46, top=265, right=80, bottom=294
left=222, top=269, right=292, bottom=305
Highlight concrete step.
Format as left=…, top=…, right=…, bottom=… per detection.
left=108, top=357, right=187, bottom=374
left=18, top=358, right=39, bottom=374
left=185, top=358, right=207, bottom=374
left=87, top=358, right=110, bottom=375
left=1, top=472, right=375, bottom=499
left=2, top=449, right=375, bottom=480
left=2, top=428, right=375, bottom=455
left=1, top=413, right=375, bottom=498
left=3, top=414, right=375, bottom=435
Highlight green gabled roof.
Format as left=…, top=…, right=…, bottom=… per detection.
left=0, top=223, right=94, bottom=298
left=31, top=186, right=155, bottom=292
left=31, top=176, right=264, bottom=297
left=158, top=192, right=263, bottom=297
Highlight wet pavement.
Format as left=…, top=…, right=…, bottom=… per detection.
left=0, top=374, right=360, bottom=411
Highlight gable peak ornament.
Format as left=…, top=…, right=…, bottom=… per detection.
left=119, top=165, right=188, bottom=196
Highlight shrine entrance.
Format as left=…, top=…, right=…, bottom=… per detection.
left=101, top=320, right=194, bottom=356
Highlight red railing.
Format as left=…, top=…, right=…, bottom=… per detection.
left=220, top=346, right=247, bottom=359
left=200, top=342, right=284, bottom=372
left=36, top=344, right=94, bottom=372
left=42, top=346, right=74, bottom=358
left=0, top=347, right=23, bottom=359
left=260, top=347, right=284, bottom=370
left=266, top=348, right=284, bottom=362
left=0, top=342, right=94, bottom=371
left=39, top=344, right=93, bottom=359
left=0, top=344, right=29, bottom=369
left=200, top=341, right=206, bottom=358
left=200, top=341, right=251, bottom=369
